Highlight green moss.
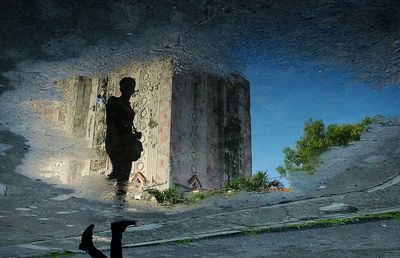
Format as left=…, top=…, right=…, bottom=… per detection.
left=318, top=217, right=360, bottom=227
left=244, top=229, right=258, bottom=236
left=174, top=239, right=192, bottom=245
left=243, top=212, right=400, bottom=235
left=394, top=214, right=400, bottom=224
left=363, top=211, right=400, bottom=224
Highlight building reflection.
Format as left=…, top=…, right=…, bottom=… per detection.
left=42, top=158, right=145, bottom=197
left=44, top=159, right=91, bottom=183
left=31, top=61, right=251, bottom=195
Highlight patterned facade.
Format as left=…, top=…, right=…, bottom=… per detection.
left=54, top=61, right=251, bottom=191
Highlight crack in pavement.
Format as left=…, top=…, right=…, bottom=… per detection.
left=367, top=173, right=400, bottom=193
left=175, top=0, right=214, bottom=49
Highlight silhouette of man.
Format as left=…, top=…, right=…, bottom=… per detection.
left=105, top=77, right=141, bottom=197
left=79, top=221, right=136, bottom=258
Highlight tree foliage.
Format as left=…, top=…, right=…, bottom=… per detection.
left=277, top=116, right=379, bottom=176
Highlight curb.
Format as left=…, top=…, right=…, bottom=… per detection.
left=5, top=208, right=400, bottom=257
left=122, top=207, right=400, bottom=249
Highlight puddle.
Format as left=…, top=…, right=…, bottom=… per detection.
left=18, top=153, right=154, bottom=207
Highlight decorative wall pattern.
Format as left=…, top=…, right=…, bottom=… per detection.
left=54, top=61, right=250, bottom=192
left=130, top=68, right=161, bottom=185
left=133, top=70, right=150, bottom=182
left=92, top=77, right=108, bottom=156
left=170, top=74, right=251, bottom=189
left=89, top=77, right=109, bottom=174
left=190, top=78, right=199, bottom=177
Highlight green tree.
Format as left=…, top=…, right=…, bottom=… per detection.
left=277, top=116, right=378, bottom=176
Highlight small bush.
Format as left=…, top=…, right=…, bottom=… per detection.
left=186, top=192, right=206, bottom=204
left=163, top=188, right=181, bottom=204
left=147, top=189, right=165, bottom=203
left=227, top=171, right=269, bottom=192
left=147, top=188, right=182, bottom=204
left=228, top=175, right=249, bottom=190
left=250, top=171, right=268, bottom=191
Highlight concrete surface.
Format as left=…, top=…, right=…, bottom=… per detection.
left=1, top=2, right=400, bottom=186
left=74, top=220, right=400, bottom=258
left=1, top=2, right=400, bottom=257
left=0, top=123, right=399, bottom=257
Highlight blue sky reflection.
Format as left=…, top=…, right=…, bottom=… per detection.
left=245, top=59, right=400, bottom=183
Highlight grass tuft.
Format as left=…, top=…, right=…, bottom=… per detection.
left=174, top=239, right=192, bottom=245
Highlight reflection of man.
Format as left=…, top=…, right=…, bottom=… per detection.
left=105, top=77, right=141, bottom=197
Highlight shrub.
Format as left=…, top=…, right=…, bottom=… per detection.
left=163, top=188, right=181, bottom=204
left=277, top=116, right=378, bottom=176
left=228, top=175, right=249, bottom=190
left=147, top=188, right=165, bottom=203
left=250, top=171, right=268, bottom=191
left=227, top=171, right=269, bottom=192
left=186, top=192, right=206, bottom=204
left=147, top=188, right=182, bottom=204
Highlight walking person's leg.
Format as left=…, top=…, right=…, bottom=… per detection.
left=108, top=159, right=120, bottom=180
left=79, top=221, right=136, bottom=258
left=79, top=225, right=108, bottom=258
left=110, top=221, right=136, bottom=258
left=115, top=161, right=132, bottom=198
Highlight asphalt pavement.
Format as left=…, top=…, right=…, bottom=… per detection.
left=0, top=124, right=399, bottom=257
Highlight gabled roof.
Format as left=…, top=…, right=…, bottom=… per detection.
left=188, top=175, right=202, bottom=190
left=132, top=172, right=146, bottom=184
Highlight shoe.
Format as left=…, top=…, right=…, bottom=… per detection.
left=107, top=173, right=117, bottom=180
left=111, top=220, right=137, bottom=233
left=79, top=224, right=94, bottom=251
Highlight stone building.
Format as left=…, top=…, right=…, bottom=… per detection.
left=53, top=60, right=251, bottom=191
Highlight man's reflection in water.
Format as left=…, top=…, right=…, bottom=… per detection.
left=105, top=77, right=141, bottom=200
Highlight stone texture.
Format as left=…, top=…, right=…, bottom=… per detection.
left=52, top=61, right=251, bottom=191
left=1, top=123, right=400, bottom=257
left=170, top=74, right=251, bottom=189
